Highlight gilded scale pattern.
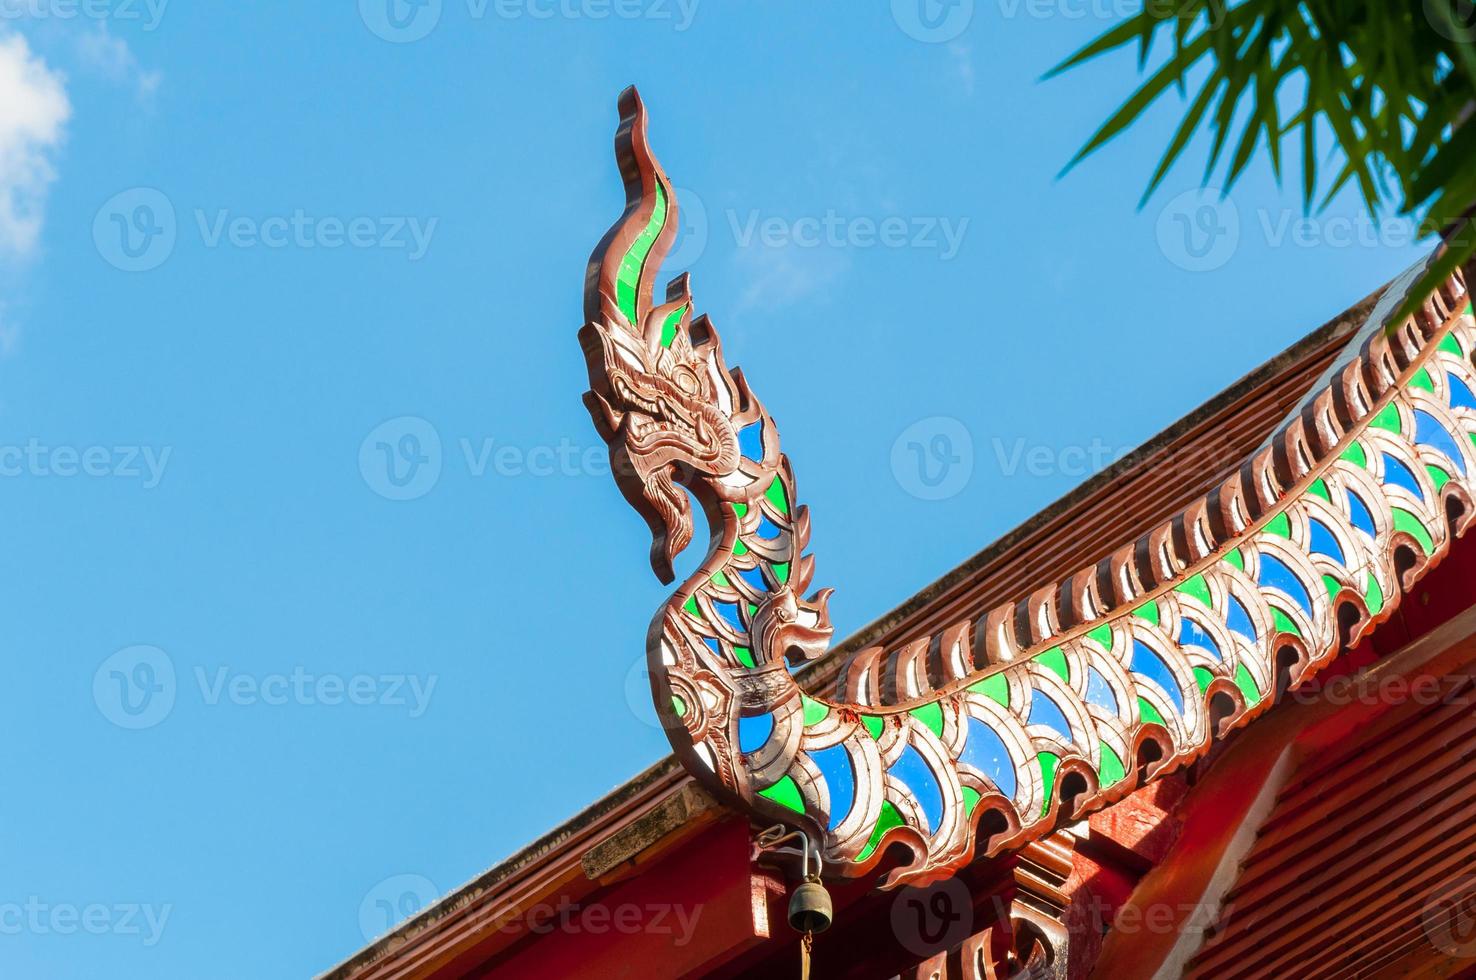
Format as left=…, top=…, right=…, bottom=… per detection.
left=578, top=88, right=1476, bottom=888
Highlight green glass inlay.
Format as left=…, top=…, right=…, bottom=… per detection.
left=1138, top=697, right=1166, bottom=727
left=1177, top=573, right=1213, bottom=609
left=1271, top=607, right=1302, bottom=638
left=733, top=502, right=749, bottom=518
left=855, top=801, right=904, bottom=863
left=1134, top=601, right=1161, bottom=627
left=1439, top=333, right=1463, bottom=357
left=1234, top=663, right=1262, bottom=706
left=967, top=673, right=1010, bottom=707
left=659, top=303, right=688, bottom=349
left=1193, top=666, right=1215, bottom=693
left=1364, top=576, right=1385, bottom=615
left=861, top=715, right=885, bottom=740
left=1098, top=741, right=1126, bottom=787
left=1341, top=441, right=1368, bottom=469
left=962, top=786, right=982, bottom=816
left=772, top=561, right=791, bottom=584
left=1371, top=403, right=1402, bottom=435
left=1265, top=512, right=1292, bottom=540
left=911, top=702, right=944, bottom=738
left=1038, top=752, right=1060, bottom=818
left=747, top=602, right=759, bottom=618
left=1410, top=368, right=1435, bottom=393
left=711, top=571, right=731, bottom=588
left=733, top=539, right=749, bottom=557
left=733, top=645, right=756, bottom=669
left=758, top=774, right=806, bottom=815
left=764, top=477, right=789, bottom=515
left=683, top=596, right=701, bottom=618
left=1393, top=507, right=1435, bottom=555
left=1038, top=647, right=1070, bottom=683
left=672, top=695, right=687, bottom=718
left=801, top=695, right=829, bottom=726
left=1225, top=548, right=1245, bottom=571
left=1428, top=465, right=1452, bottom=492
left=1308, top=478, right=1331, bottom=502
left=1087, top=623, right=1114, bottom=649
left=1323, top=574, right=1343, bottom=604
left=615, top=182, right=668, bottom=325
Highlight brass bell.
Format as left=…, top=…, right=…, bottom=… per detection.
left=787, top=878, right=833, bottom=935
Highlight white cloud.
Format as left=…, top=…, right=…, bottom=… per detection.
left=949, top=42, right=975, bottom=98
left=0, top=30, right=69, bottom=256
left=732, top=243, right=850, bottom=317
left=75, top=20, right=159, bottom=100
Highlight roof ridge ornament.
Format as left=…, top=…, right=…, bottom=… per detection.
left=578, top=86, right=1476, bottom=888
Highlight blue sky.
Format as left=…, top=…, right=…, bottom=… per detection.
left=0, top=2, right=1429, bottom=976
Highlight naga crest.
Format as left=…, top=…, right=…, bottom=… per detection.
left=580, top=88, right=754, bottom=583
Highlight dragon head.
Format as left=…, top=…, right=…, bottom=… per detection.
left=581, top=88, right=745, bottom=582
left=581, top=281, right=741, bottom=582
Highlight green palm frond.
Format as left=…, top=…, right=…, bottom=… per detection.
left=1053, top=0, right=1476, bottom=318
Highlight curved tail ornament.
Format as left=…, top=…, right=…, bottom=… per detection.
left=580, top=87, right=1476, bottom=889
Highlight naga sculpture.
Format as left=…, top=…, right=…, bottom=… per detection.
left=579, top=86, right=1476, bottom=888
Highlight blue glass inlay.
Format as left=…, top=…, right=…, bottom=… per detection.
left=736, top=565, right=769, bottom=593
left=1309, top=519, right=1346, bottom=565
left=1226, top=594, right=1257, bottom=642
left=738, top=712, right=774, bottom=754
left=703, top=636, right=722, bottom=658
left=1415, top=410, right=1468, bottom=475
left=1178, top=617, right=1223, bottom=661
left=1449, top=373, right=1476, bottom=411
left=1131, top=639, right=1186, bottom=712
left=1085, top=666, right=1119, bottom=714
left=1348, top=490, right=1377, bottom=538
left=1382, top=454, right=1424, bottom=500
left=960, top=716, right=1017, bottom=799
left=889, top=744, right=943, bottom=835
left=713, top=601, right=745, bottom=633
left=808, top=743, right=856, bottom=831
left=755, top=514, right=783, bottom=539
left=738, top=421, right=764, bottom=462
left=1028, top=690, right=1073, bottom=740
left=1257, top=553, right=1314, bottom=615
